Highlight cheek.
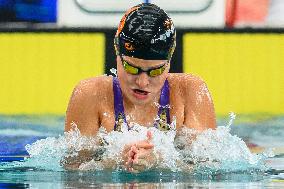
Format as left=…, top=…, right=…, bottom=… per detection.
left=117, top=67, right=133, bottom=87
left=151, top=70, right=169, bottom=89
left=117, top=64, right=127, bottom=80
left=151, top=76, right=167, bottom=90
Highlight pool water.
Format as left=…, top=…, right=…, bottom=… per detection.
left=0, top=115, right=284, bottom=188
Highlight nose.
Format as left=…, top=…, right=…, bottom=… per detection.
left=135, top=72, right=150, bottom=88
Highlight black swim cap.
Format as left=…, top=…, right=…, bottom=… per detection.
left=114, top=3, right=176, bottom=60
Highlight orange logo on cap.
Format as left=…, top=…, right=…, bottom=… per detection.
left=164, top=19, right=172, bottom=30
left=124, top=42, right=135, bottom=51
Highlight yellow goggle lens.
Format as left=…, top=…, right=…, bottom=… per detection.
left=149, top=67, right=165, bottom=77
left=123, top=61, right=139, bottom=74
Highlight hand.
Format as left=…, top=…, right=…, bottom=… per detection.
left=130, top=145, right=157, bottom=173
left=122, top=131, right=155, bottom=172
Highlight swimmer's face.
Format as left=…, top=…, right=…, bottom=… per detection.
left=117, top=55, right=170, bottom=105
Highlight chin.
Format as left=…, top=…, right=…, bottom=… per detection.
left=133, top=98, right=152, bottom=106
left=129, top=93, right=154, bottom=106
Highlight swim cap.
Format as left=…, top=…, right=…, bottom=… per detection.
left=114, top=3, right=176, bottom=60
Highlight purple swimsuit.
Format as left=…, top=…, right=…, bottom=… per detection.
left=113, top=77, right=171, bottom=131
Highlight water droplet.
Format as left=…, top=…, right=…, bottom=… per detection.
left=110, top=68, right=117, bottom=77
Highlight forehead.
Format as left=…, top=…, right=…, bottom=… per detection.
left=123, top=56, right=167, bottom=67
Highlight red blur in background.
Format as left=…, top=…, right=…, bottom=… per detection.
left=226, top=0, right=269, bottom=27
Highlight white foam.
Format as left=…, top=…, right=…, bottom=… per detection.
left=0, top=114, right=272, bottom=173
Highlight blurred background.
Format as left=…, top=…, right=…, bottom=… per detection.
left=0, top=0, right=283, bottom=118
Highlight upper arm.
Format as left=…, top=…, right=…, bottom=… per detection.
left=183, top=76, right=216, bottom=131
left=65, top=79, right=101, bottom=136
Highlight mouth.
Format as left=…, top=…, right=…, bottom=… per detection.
left=133, top=89, right=149, bottom=95
left=132, top=89, right=150, bottom=100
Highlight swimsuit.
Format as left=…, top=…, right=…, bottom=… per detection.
left=113, top=77, right=171, bottom=131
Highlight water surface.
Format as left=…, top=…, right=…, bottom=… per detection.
left=0, top=114, right=284, bottom=188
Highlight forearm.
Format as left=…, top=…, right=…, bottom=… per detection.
left=61, top=146, right=107, bottom=170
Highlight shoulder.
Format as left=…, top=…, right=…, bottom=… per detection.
left=65, top=76, right=114, bottom=134
left=168, top=73, right=216, bottom=130
left=167, top=73, right=203, bottom=81
left=75, top=75, right=113, bottom=91
left=69, top=75, right=113, bottom=107
left=167, top=73, right=206, bottom=95
left=73, top=76, right=112, bottom=97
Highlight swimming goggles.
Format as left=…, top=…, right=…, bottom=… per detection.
left=120, top=55, right=168, bottom=77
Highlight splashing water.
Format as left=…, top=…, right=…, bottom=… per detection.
left=0, top=114, right=273, bottom=174
left=109, top=68, right=117, bottom=77
left=227, top=112, right=236, bottom=128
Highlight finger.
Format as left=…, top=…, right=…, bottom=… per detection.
left=124, top=147, right=137, bottom=163
left=128, top=148, right=136, bottom=158
left=128, top=146, right=139, bottom=164
left=128, top=167, right=135, bottom=172
left=126, top=158, right=133, bottom=169
left=147, top=130, right=153, bottom=141
left=128, top=157, right=133, bottom=164
left=123, top=141, right=139, bottom=153
left=130, top=147, right=138, bottom=160
left=135, top=141, right=154, bottom=149
left=133, top=153, right=139, bottom=164
left=123, top=148, right=135, bottom=162
left=131, top=145, right=139, bottom=153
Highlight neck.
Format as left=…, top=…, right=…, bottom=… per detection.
left=122, top=96, right=160, bottom=126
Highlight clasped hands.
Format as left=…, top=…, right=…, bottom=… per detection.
left=122, top=131, right=157, bottom=173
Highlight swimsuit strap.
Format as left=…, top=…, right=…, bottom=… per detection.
left=113, top=77, right=128, bottom=131
left=153, top=79, right=171, bottom=131
left=157, top=79, right=171, bottom=124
